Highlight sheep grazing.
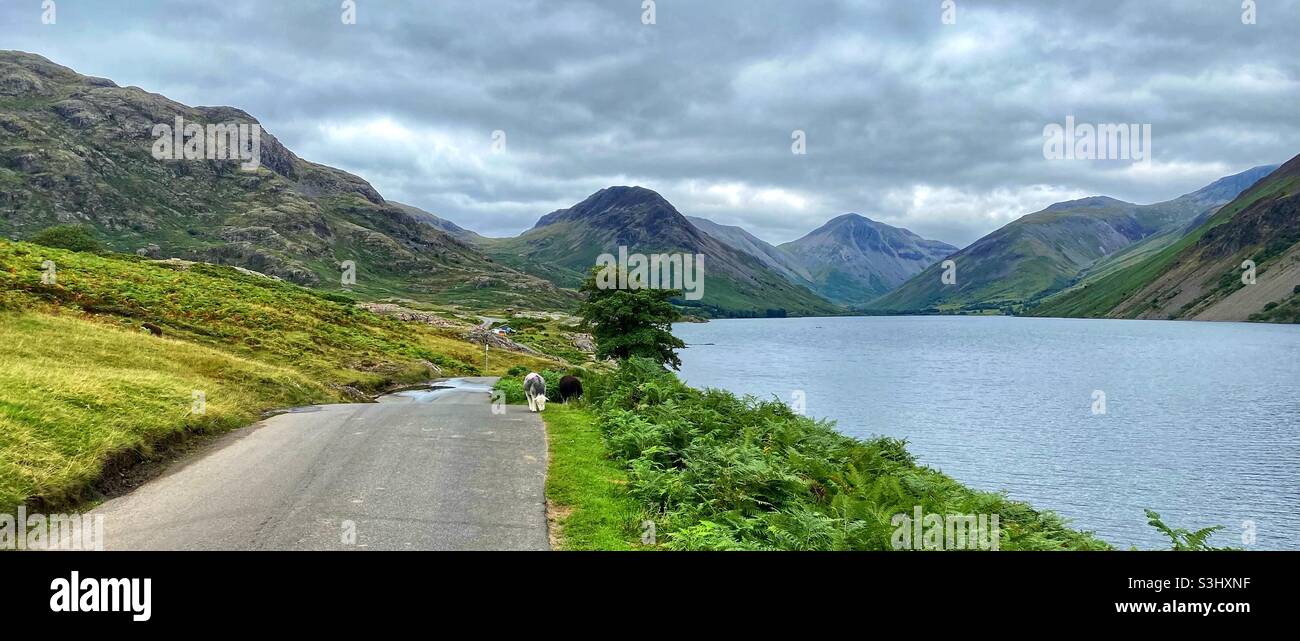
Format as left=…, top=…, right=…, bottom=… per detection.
left=557, top=375, right=583, bottom=403
left=523, top=372, right=547, bottom=412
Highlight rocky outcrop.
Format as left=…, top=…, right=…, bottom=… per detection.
left=357, top=303, right=469, bottom=331
left=566, top=332, right=595, bottom=353
left=465, top=328, right=539, bottom=354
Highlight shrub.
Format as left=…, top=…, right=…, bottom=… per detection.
left=29, top=225, right=104, bottom=253
left=494, top=377, right=525, bottom=404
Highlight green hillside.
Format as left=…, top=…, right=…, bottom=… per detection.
left=1032, top=156, right=1300, bottom=321
left=0, top=50, right=575, bottom=312
left=869, top=166, right=1277, bottom=314
left=0, top=238, right=559, bottom=511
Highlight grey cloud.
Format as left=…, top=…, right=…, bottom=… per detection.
left=2, top=0, right=1298, bottom=245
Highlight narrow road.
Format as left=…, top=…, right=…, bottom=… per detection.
left=88, top=378, right=549, bottom=550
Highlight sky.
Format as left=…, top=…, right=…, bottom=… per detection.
left=3, top=0, right=1298, bottom=247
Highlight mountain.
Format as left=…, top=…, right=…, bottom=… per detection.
left=474, top=187, right=840, bottom=317
left=870, top=165, right=1277, bottom=313
left=775, top=214, right=957, bottom=305
left=390, top=201, right=484, bottom=242
left=1032, top=155, right=1300, bottom=322
left=685, top=216, right=814, bottom=286
left=0, top=50, right=572, bottom=309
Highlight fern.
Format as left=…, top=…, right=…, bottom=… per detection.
left=584, top=357, right=1114, bottom=550
left=1144, top=509, right=1236, bottom=551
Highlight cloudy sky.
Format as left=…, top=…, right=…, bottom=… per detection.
left=4, top=0, right=1298, bottom=246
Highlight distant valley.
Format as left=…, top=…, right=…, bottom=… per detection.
left=870, top=164, right=1290, bottom=320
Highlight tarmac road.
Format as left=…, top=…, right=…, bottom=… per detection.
left=86, top=378, right=549, bottom=551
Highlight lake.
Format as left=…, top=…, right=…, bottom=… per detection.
left=674, top=315, right=1300, bottom=550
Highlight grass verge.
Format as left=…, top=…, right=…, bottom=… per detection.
left=539, top=405, right=643, bottom=550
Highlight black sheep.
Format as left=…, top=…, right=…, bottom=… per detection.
left=557, top=375, right=583, bottom=403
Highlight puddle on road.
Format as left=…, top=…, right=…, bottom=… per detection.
left=379, top=377, right=494, bottom=404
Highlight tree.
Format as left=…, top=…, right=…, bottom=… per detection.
left=578, top=266, right=686, bottom=369
left=29, top=225, right=104, bottom=253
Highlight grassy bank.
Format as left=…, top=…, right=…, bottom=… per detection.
left=539, top=405, right=643, bottom=550
left=0, top=239, right=558, bottom=512
left=0, top=312, right=334, bottom=509
left=534, top=359, right=1112, bottom=551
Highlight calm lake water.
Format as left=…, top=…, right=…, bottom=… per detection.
left=674, top=316, right=1300, bottom=550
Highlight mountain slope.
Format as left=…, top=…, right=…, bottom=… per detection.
left=685, top=215, right=814, bottom=286
left=475, top=187, right=839, bottom=317
left=870, top=165, right=1276, bottom=313
left=0, top=50, right=571, bottom=310
left=774, top=214, right=956, bottom=305
left=390, top=201, right=484, bottom=243
left=1032, top=155, right=1300, bottom=322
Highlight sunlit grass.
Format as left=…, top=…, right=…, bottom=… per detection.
left=0, top=311, right=331, bottom=510
left=0, top=239, right=562, bottom=511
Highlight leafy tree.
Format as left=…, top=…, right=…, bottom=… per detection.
left=29, top=225, right=103, bottom=253
left=578, top=266, right=686, bottom=369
